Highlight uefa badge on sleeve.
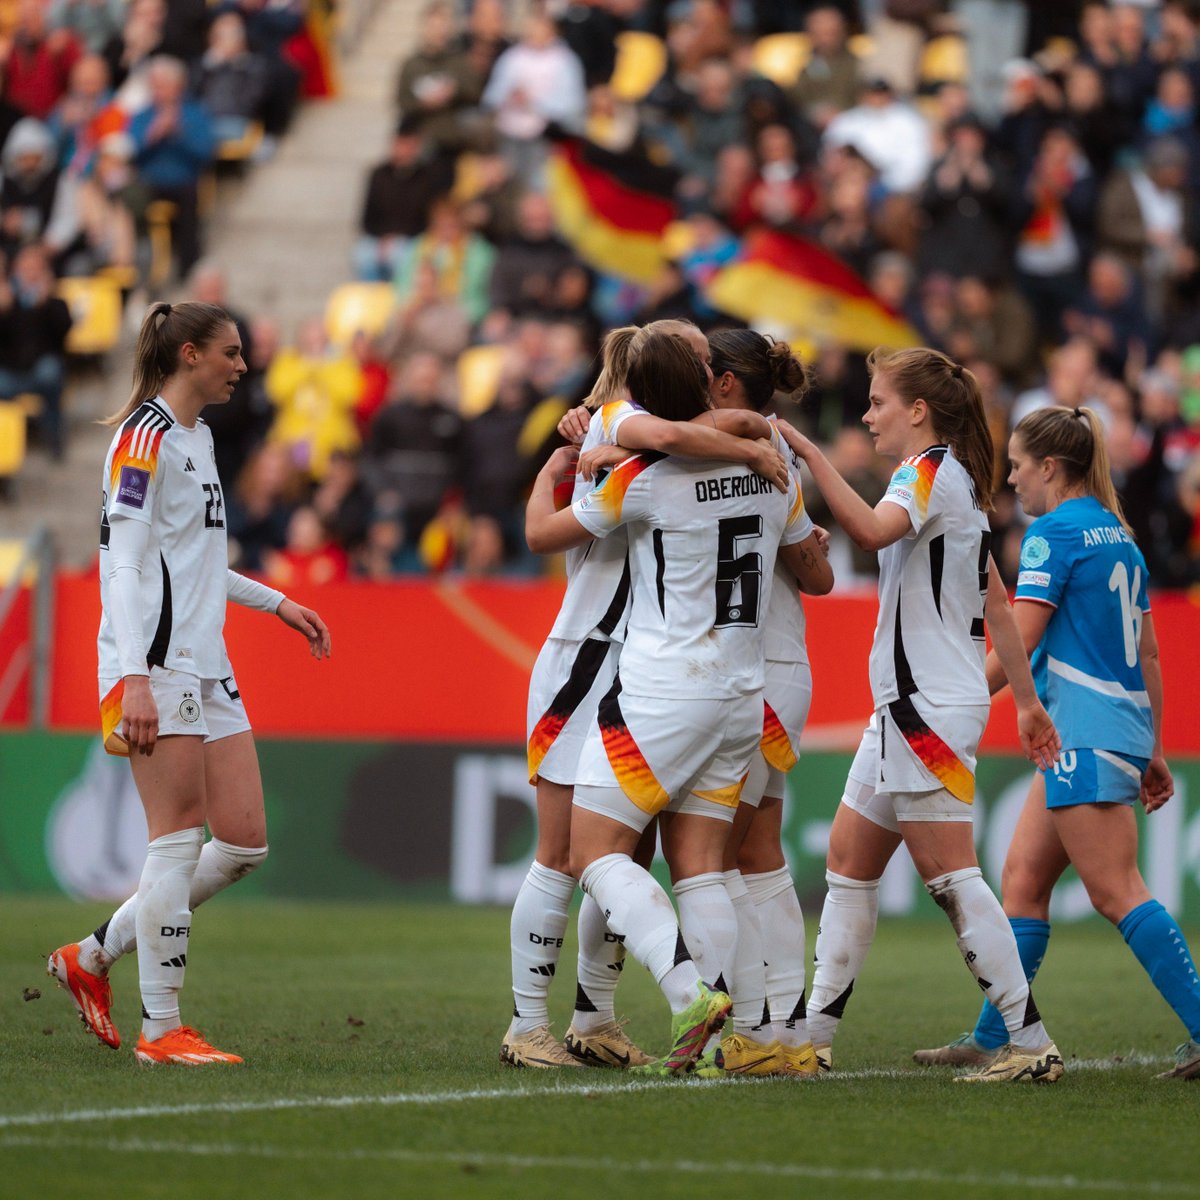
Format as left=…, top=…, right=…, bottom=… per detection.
left=1020, top=536, right=1051, bottom=569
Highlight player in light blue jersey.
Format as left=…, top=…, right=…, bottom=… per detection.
left=914, top=405, right=1200, bottom=1080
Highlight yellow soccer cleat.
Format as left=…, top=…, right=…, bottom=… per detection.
left=563, top=1019, right=654, bottom=1068
left=500, top=1025, right=585, bottom=1069
left=720, top=1032, right=785, bottom=1076
left=777, top=1040, right=820, bottom=1077
left=955, top=1042, right=1063, bottom=1084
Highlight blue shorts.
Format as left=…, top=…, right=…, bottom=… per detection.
left=1042, top=748, right=1148, bottom=809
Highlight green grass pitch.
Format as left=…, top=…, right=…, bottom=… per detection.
left=3, top=895, right=1198, bottom=1200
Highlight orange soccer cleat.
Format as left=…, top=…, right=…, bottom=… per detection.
left=135, top=1026, right=244, bottom=1066
left=47, top=943, right=120, bottom=1049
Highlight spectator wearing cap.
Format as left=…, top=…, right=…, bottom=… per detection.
left=918, top=110, right=1012, bottom=281
left=354, top=114, right=455, bottom=282
left=822, top=76, right=932, bottom=194
left=0, top=116, right=81, bottom=265
left=1096, top=134, right=1200, bottom=324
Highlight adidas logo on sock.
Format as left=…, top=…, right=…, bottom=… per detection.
left=159, top=954, right=187, bottom=968
left=529, top=964, right=555, bottom=977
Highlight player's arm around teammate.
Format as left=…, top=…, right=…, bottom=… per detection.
left=48, top=302, right=330, bottom=1067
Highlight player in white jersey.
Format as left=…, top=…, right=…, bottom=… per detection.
left=776, top=346, right=1067, bottom=1083
left=505, top=319, right=789, bottom=1069
left=699, top=328, right=834, bottom=1076
left=915, top=406, right=1200, bottom=1080
left=46, top=302, right=330, bottom=1066
left=527, top=331, right=817, bottom=1073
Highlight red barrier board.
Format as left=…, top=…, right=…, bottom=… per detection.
left=31, top=571, right=1200, bottom=753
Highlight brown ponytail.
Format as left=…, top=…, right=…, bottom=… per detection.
left=1014, top=405, right=1133, bottom=536
left=105, top=301, right=233, bottom=426
left=866, top=345, right=995, bottom=512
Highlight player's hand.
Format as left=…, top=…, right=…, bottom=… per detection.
left=121, top=674, right=158, bottom=756
left=772, top=420, right=816, bottom=462
left=748, top=438, right=789, bottom=492
left=578, top=443, right=632, bottom=480
left=1016, top=701, right=1060, bottom=770
left=1140, top=754, right=1174, bottom=813
left=541, top=444, right=579, bottom=486
left=277, top=598, right=331, bottom=659
left=557, top=405, right=591, bottom=445
left=813, top=525, right=831, bottom=557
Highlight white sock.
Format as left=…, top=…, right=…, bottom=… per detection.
left=926, top=867, right=1051, bottom=1051
left=508, top=860, right=575, bottom=1035
left=82, top=839, right=269, bottom=973
left=673, top=871, right=738, bottom=995
left=744, top=866, right=809, bottom=1046
left=579, top=853, right=700, bottom=1013
left=572, top=893, right=625, bottom=1034
left=724, top=870, right=769, bottom=1035
left=136, top=827, right=203, bottom=1041
left=807, top=870, right=880, bottom=1048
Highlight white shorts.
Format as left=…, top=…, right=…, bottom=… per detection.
left=840, top=699, right=988, bottom=834
left=573, top=681, right=762, bottom=830
left=100, top=666, right=251, bottom=755
left=744, top=659, right=812, bottom=807
left=526, top=635, right=620, bottom=784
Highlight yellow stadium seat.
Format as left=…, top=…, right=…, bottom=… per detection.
left=56, top=275, right=123, bottom=356
left=848, top=33, right=876, bottom=59
left=456, top=344, right=506, bottom=418
left=751, top=33, right=812, bottom=87
left=611, top=31, right=667, bottom=101
left=216, top=120, right=265, bottom=163
left=919, top=34, right=969, bottom=85
left=0, top=401, right=26, bottom=482
left=324, top=282, right=396, bottom=348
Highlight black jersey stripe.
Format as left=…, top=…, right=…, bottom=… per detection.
left=595, top=553, right=631, bottom=637
left=146, top=553, right=173, bottom=669
left=929, top=533, right=945, bottom=620
left=142, top=397, right=176, bottom=426
left=892, top=582, right=918, bottom=699
left=652, top=529, right=666, bottom=617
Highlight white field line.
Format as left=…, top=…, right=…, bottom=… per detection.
left=0, top=1133, right=1196, bottom=1196
left=0, top=1051, right=1171, bottom=1133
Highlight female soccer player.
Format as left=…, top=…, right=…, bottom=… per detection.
left=913, top=406, right=1200, bottom=1080
left=504, top=318, right=788, bottom=1069
left=526, top=330, right=817, bottom=1074
left=701, top=328, right=833, bottom=1077
left=775, top=346, right=1066, bottom=1083
left=47, top=302, right=331, bottom=1066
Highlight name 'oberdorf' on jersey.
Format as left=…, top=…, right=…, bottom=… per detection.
left=1015, top=495, right=1154, bottom=758
left=97, top=397, right=233, bottom=681
left=573, top=452, right=810, bottom=699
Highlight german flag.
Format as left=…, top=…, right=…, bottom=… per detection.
left=704, top=229, right=921, bottom=352
left=546, top=136, right=679, bottom=285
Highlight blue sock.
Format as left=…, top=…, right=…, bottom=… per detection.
left=972, top=916, right=1051, bottom=1049
left=1119, top=900, right=1200, bottom=1042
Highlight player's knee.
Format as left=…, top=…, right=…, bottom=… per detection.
left=1001, top=859, right=1053, bottom=914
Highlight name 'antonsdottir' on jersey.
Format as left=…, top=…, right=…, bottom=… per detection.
left=694, top=473, right=776, bottom=503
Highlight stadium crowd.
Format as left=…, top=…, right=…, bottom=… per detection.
left=9, top=0, right=1200, bottom=591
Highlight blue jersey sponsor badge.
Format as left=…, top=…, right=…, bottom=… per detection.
left=1020, top=535, right=1051, bottom=568
left=117, top=465, right=150, bottom=509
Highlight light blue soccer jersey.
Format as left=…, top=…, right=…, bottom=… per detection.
left=1015, top=496, right=1154, bottom=758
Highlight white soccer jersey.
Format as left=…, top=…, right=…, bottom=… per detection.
left=97, top=396, right=233, bottom=681
left=763, top=420, right=814, bottom=664
left=869, top=445, right=990, bottom=708
left=573, top=452, right=809, bottom=699
left=548, top=399, right=643, bottom=643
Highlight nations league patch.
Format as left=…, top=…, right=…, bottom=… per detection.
left=1020, top=535, right=1051, bottom=569
left=116, top=465, right=151, bottom=509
